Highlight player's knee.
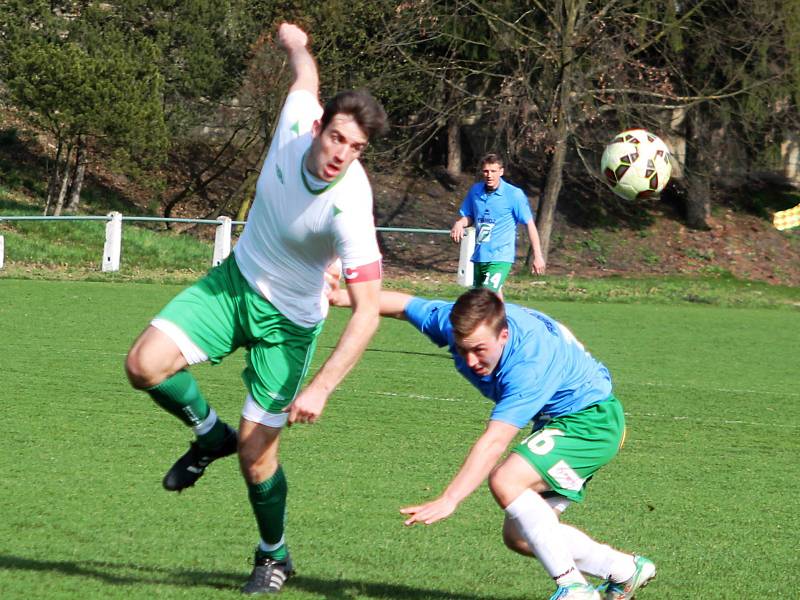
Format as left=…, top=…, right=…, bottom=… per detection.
left=502, top=529, right=531, bottom=555
left=488, top=466, right=510, bottom=506
left=488, top=467, right=506, bottom=508
left=124, top=347, right=162, bottom=390
left=501, top=516, right=534, bottom=556
left=238, top=443, right=278, bottom=484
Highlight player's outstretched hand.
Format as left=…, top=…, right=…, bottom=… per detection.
left=400, top=496, right=458, bottom=526
left=277, top=22, right=308, bottom=51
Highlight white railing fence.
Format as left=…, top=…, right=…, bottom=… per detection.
left=0, top=212, right=476, bottom=285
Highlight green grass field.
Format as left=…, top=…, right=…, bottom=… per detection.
left=1, top=278, right=798, bottom=599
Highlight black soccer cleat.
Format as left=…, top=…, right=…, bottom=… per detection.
left=241, top=553, right=295, bottom=595
left=162, top=423, right=238, bottom=492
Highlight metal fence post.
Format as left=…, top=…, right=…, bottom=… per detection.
left=212, top=216, right=232, bottom=266
left=457, top=226, right=476, bottom=286
left=102, top=211, right=122, bottom=272
left=0, top=235, right=4, bottom=270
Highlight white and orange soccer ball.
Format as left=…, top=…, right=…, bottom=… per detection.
left=600, top=129, right=673, bottom=201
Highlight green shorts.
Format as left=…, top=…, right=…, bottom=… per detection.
left=473, top=261, right=512, bottom=292
left=156, top=255, right=323, bottom=413
left=511, top=396, right=625, bottom=502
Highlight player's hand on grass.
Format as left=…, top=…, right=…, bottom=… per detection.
left=284, top=385, right=328, bottom=425
left=400, top=496, right=458, bottom=526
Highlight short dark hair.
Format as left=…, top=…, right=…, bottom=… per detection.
left=450, top=288, right=508, bottom=340
left=480, top=153, right=504, bottom=169
left=320, top=90, right=388, bottom=140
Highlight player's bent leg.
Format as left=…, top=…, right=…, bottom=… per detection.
left=127, top=326, right=237, bottom=492
left=239, top=413, right=294, bottom=594
left=503, top=509, right=639, bottom=592
left=492, top=455, right=593, bottom=594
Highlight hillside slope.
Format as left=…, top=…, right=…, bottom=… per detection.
left=369, top=170, right=800, bottom=287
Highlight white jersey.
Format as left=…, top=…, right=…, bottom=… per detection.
left=234, top=90, right=382, bottom=327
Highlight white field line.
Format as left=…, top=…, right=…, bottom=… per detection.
left=356, top=389, right=799, bottom=430
left=371, top=390, right=478, bottom=403
left=623, top=380, right=800, bottom=398
left=624, top=413, right=798, bottom=429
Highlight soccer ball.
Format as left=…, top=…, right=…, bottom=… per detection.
left=600, top=129, right=672, bottom=201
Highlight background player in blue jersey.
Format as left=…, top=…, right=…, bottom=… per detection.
left=450, top=154, right=546, bottom=297
left=330, top=287, right=656, bottom=600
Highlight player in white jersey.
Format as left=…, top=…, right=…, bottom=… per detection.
left=124, top=23, right=387, bottom=594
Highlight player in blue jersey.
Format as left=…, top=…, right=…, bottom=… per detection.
left=330, top=287, right=656, bottom=600
left=450, top=154, right=545, bottom=298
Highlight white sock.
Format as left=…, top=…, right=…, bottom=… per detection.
left=560, top=524, right=636, bottom=582
left=258, top=535, right=285, bottom=553
left=505, top=489, right=586, bottom=586
left=192, top=407, right=218, bottom=436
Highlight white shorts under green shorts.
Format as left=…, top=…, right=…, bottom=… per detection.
left=511, top=396, right=626, bottom=502
left=155, top=255, right=323, bottom=415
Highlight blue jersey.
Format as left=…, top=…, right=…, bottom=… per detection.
left=458, top=178, right=533, bottom=263
left=405, top=298, right=613, bottom=430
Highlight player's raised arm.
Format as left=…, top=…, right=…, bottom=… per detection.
left=277, top=22, right=318, bottom=96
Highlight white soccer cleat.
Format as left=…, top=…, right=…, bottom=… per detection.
left=602, top=555, right=656, bottom=600
left=548, top=582, right=601, bottom=600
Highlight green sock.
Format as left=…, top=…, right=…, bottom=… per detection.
left=249, top=466, right=288, bottom=561
left=146, top=369, right=210, bottom=427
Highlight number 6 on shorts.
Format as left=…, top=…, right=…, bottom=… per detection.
left=523, top=428, right=564, bottom=455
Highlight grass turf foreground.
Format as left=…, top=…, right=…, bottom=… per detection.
left=0, top=279, right=798, bottom=599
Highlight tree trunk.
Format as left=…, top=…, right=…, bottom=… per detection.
left=234, top=168, right=259, bottom=230
left=534, top=0, right=580, bottom=262
left=65, top=136, right=87, bottom=213
left=234, top=134, right=271, bottom=231
left=44, top=140, right=64, bottom=216
left=446, top=115, right=462, bottom=176
left=537, top=130, right=568, bottom=261
left=52, top=144, right=74, bottom=217
left=684, top=105, right=712, bottom=230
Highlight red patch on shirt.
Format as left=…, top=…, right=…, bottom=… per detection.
left=343, top=260, right=382, bottom=283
